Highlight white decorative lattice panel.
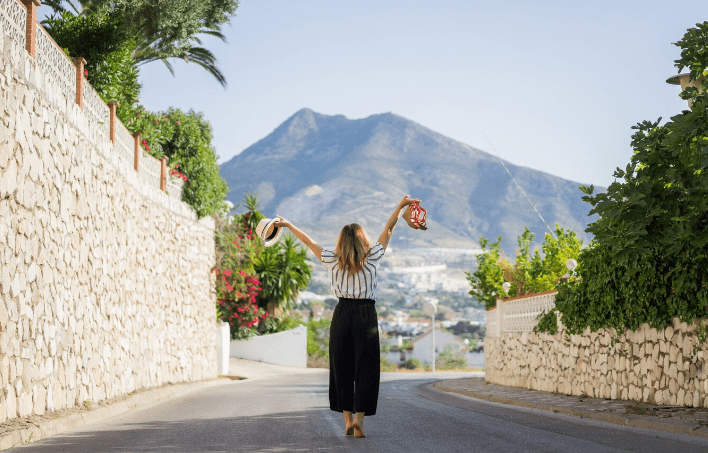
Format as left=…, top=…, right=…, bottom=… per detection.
left=139, top=153, right=162, bottom=191
left=503, top=292, right=557, bottom=333
left=0, top=0, right=26, bottom=48
left=166, top=176, right=184, bottom=201
left=35, top=24, right=76, bottom=104
left=115, top=121, right=135, bottom=170
left=82, top=79, right=110, bottom=138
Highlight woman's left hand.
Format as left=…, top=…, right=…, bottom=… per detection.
left=273, top=215, right=291, bottom=228
left=399, top=195, right=421, bottom=208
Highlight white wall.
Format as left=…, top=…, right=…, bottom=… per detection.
left=230, top=325, right=307, bottom=368
left=411, top=328, right=465, bottom=364
left=215, top=322, right=230, bottom=375
left=0, top=30, right=217, bottom=423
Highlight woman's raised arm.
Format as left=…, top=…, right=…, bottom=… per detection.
left=378, top=195, right=419, bottom=251
left=273, top=216, right=324, bottom=261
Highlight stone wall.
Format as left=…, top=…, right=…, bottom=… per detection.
left=485, top=318, right=708, bottom=407
left=0, top=28, right=217, bottom=422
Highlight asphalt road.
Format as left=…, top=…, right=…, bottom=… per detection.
left=9, top=370, right=708, bottom=453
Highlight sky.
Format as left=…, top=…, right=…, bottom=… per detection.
left=53, top=1, right=708, bottom=188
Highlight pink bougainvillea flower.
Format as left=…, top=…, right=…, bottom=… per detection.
left=176, top=121, right=180, bottom=125
left=145, top=145, right=150, bottom=150
left=175, top=164, right=179, bottom=169
left=154, top=120, right=158, bottom=124
left=223, top=270, right=232, bottom=277
left=163, top=117, right=168, bottom=121
left=142, top=140, right=147, bottom=145
left=183, top=176, right=188, bottom=181
left=84, top=69, right=88, bottom=76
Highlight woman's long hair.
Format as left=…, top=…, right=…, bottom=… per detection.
left=335, top=223, right=371, bottom=274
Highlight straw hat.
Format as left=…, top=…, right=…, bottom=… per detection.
left=256, top=218, right=283, bottom=247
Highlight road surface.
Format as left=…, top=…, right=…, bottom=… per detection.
left=9, top=369, right=708, bottom=452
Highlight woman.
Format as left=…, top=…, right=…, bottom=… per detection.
left=273, top=195, right=420, bottom=438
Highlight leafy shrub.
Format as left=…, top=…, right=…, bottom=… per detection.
left=533, top=309, right=559, bottom=335
left=159, top=108, right=229, bottom=218
left=404, top=357, right=423, bottom=370
left=380, top=357, right=398, bottom=372
left=436, top=344, right=467, bottom=370
left=260, top=315, right=302, bottom=335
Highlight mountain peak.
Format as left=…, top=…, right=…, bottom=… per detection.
left=220, top=109, right=599, bottom=252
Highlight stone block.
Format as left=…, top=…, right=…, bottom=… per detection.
left=655, top=388, right=664, bottom=404
left=665, top=326, right=674, bottom=341
left=670, top=378, right=678, bottom=394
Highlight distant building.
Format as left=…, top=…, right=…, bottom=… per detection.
left=409, top=327, right=467, bottom=365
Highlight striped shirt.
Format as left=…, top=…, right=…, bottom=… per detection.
left=320, top=242, right=385, bottom=300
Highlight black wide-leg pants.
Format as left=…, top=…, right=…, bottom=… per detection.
left=329, top=297, right=380, bottom=416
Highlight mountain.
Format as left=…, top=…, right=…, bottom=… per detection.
left=219, top=108, right=600, bottom=254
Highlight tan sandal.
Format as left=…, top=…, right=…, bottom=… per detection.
left=345, top=424, right=354, bottom=436
left=352, top=423, right=366, bottom=438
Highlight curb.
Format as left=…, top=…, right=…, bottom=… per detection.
left=432, top=383, right=708, bottom=439
left=0, top=378, right=233, bottom=451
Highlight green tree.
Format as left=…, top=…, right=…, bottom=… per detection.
left=532, top=226, right=583, bottom=290
left=42, top=0, right=239, bottom=86
left=465, top=236, right=504, bottom=309
left=466, top=226, right=582, bottom=308
left=550, top=22, right=708, bottom=336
